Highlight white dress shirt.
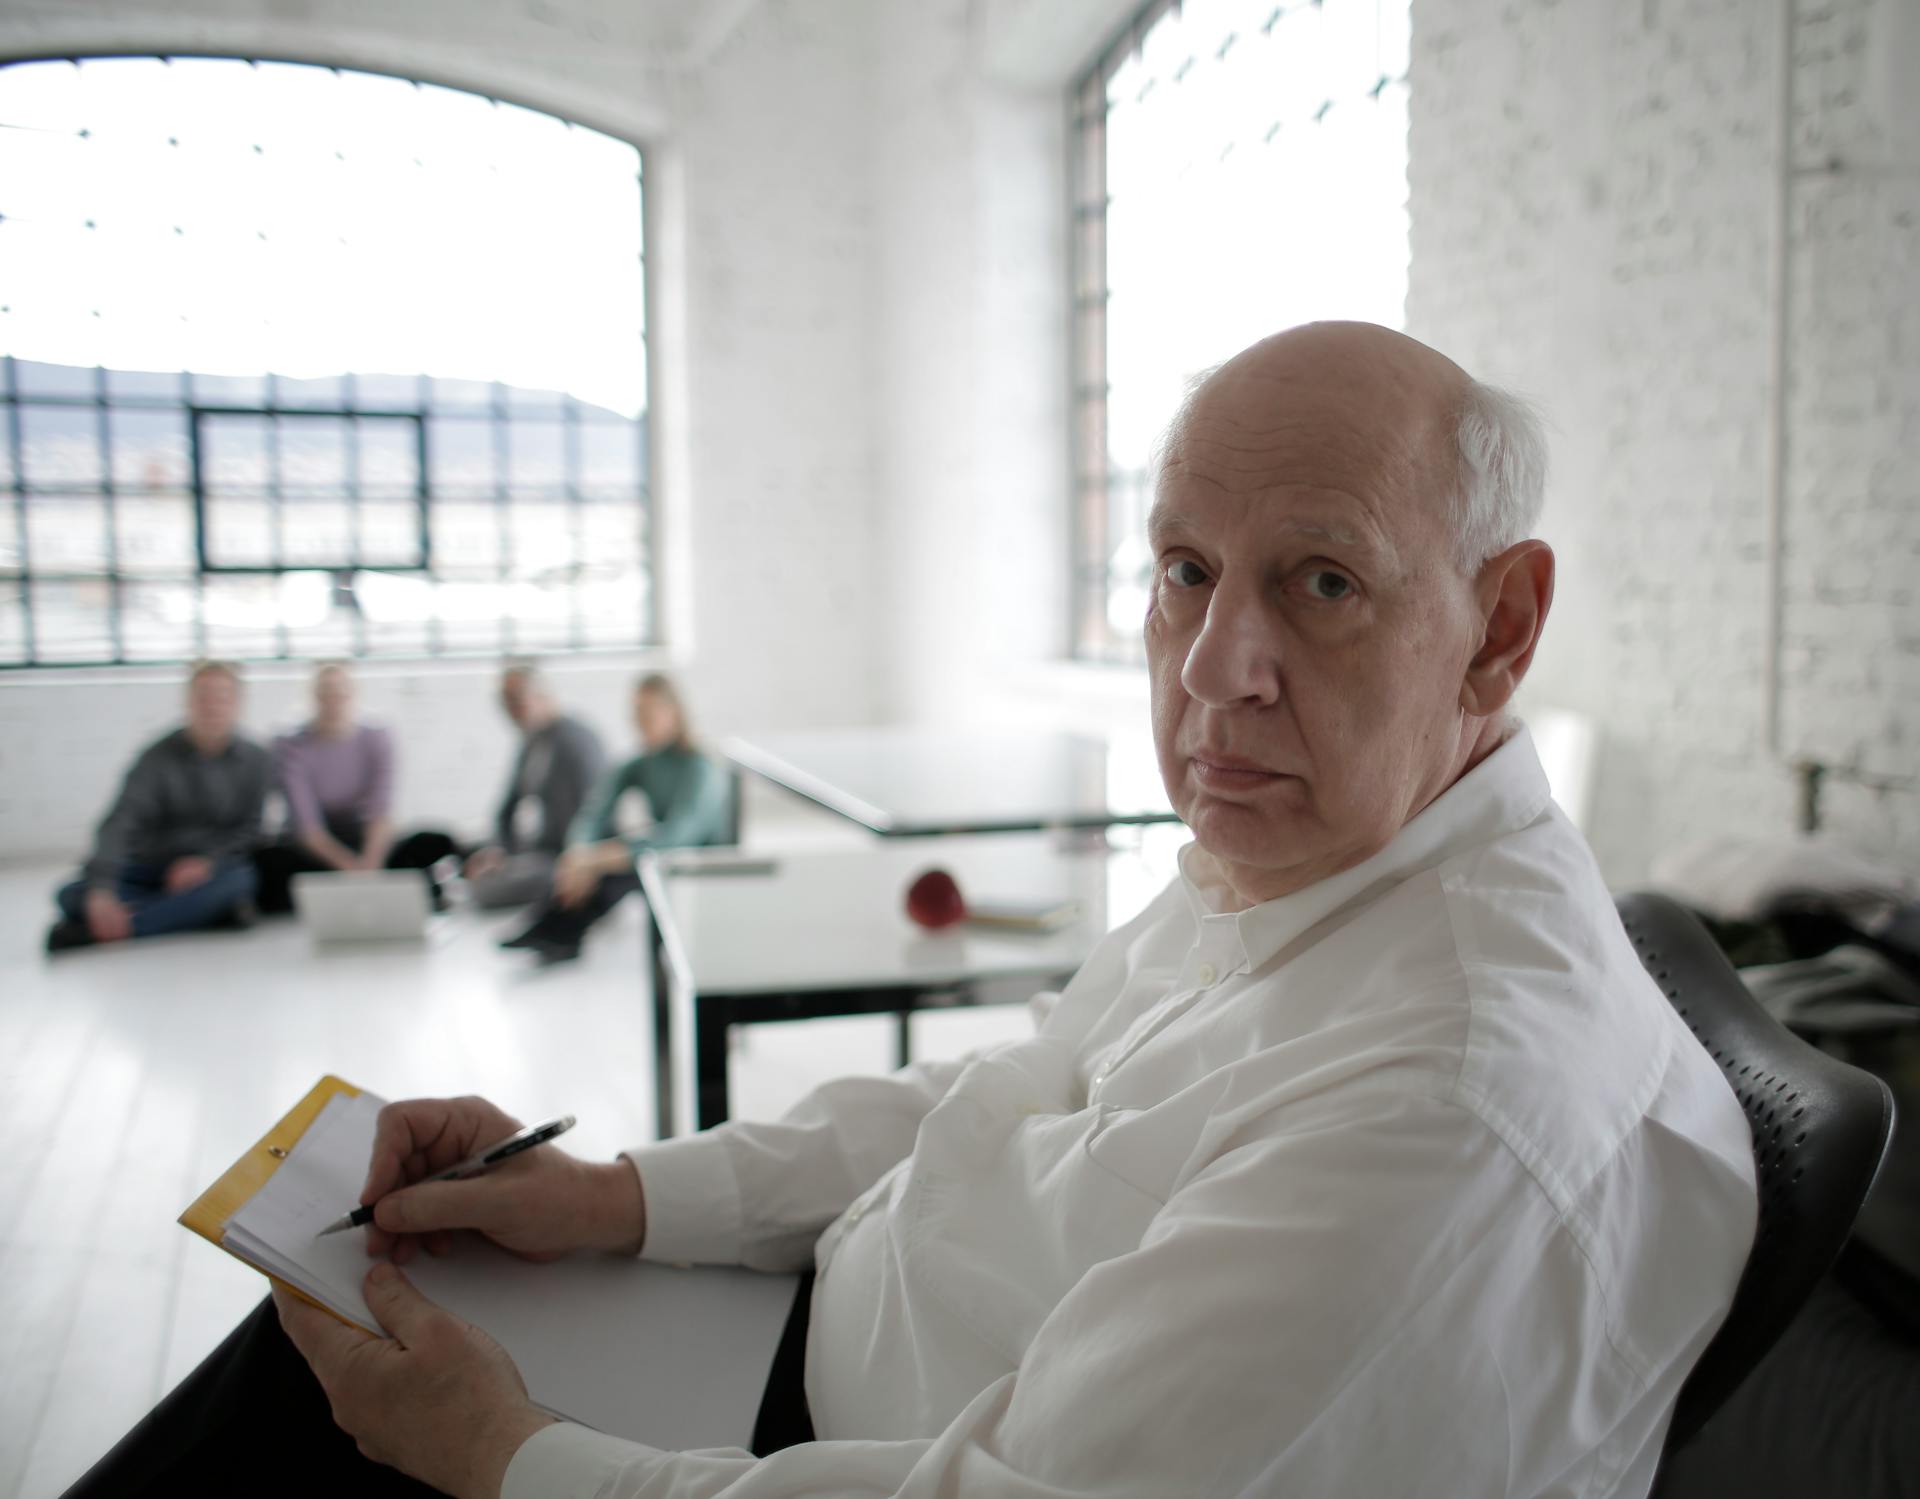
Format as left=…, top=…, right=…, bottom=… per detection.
left=504, top=729, right=1756, bottom=1499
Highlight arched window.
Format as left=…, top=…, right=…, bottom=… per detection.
left=0, top=55, right=651, bottom=666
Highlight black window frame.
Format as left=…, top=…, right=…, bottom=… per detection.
left=0, top=54, right=657, bottom=670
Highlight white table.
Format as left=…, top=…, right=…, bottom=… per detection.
left=640, top=834, right=1163, bottom=1134
left=722, top=727, right=1178, bottom=837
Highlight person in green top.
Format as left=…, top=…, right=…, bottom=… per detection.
left=499, top=672, right=734, bottom=962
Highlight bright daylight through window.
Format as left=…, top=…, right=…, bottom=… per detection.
left=1072, top=0, right=1411, bottom=663
left=0, top=57, right=651, bottom=667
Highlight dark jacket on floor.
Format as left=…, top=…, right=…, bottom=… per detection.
left=84, top=729, right=272, bottom=886
left=494, top=714, right=606, bottom=856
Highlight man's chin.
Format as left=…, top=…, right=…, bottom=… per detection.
left=1182, top=797, right=1314, bottom=865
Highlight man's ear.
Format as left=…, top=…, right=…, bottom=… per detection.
left=1460, top=540, right=1555, bottom=717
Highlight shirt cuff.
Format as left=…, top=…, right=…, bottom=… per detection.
left=502, top=1421, right=669, bottom=1499
left=624, top=1131, right=745, bottom=1265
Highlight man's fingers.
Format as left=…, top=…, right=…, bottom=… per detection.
left=361, top=1097, right=523, bottom=1206
left=361, top=1100, right=465, bottom=1203
left=373, top=1176, right=498, bottom=1237
left=274, top=1284, right=373, bottom=1376
left=362, top=1261, right=443, bottom=1343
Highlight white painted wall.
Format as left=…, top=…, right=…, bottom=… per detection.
left=1407, top=0, right=1920, bottom=881
left=0, top=655, right=645, bottom=853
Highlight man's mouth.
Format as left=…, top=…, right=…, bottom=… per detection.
left=1188, top=752, right=1286, bottom=791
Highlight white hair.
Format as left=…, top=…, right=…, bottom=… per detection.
left=1452, top=380, right=1548, bottom=569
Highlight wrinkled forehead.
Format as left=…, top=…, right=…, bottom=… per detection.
left=1153, top=366, right=1457, bottom=560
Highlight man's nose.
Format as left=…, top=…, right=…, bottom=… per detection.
left=1180, top=582, right=1282, bottom=709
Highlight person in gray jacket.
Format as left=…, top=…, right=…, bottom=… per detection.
left=48, top=660, right=270, bottom=952
left=461, top=661, right=606, bottom=909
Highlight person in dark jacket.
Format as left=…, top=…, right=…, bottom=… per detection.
left=461, top=661, right=607, bottom=909
left=48, top=660, right=269, bottom=952
left=501, top=673, right=734, bottom=962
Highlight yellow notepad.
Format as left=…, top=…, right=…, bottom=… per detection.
left=179, top=1075, right=800, bottom=1447
left=179, top=1072, right=364, bottom=1323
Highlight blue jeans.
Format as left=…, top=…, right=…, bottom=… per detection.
left=56, top=859, right=259, bottom=939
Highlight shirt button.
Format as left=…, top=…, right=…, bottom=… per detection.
left=845, top=1202, right=865, bottom=1225
left=1197, top=961, right=1218, bottom=987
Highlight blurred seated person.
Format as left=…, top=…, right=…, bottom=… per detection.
left=47, top=660, right=269, bottom=953
left=462, top=661, right=607, bottom=909
left=252, top=662, right=460, bottom=914
left=502, top=673, right=734, bottom=962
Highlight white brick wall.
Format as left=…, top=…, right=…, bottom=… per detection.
left=1408, top=0, right=1919, bottom=882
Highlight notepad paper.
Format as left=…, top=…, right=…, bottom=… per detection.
left=221, top=1091, right=798, bottom=1451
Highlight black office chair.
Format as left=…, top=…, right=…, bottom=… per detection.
left=1615, top=891, right=1897, bottom=1454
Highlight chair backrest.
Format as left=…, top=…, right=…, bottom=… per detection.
left=1615, top=890, right=1896, bottom=1452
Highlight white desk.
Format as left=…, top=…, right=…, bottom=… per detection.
left=722, top=727, right=1178, bottom=837
left=641, top=834, right=1163, bottom=1134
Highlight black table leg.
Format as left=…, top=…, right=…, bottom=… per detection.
left=649, top=907, right=674, bottom=1141
left=695, top=1001, right=733, bottom=1132
left=894, top=1009, right=913, bottom=1070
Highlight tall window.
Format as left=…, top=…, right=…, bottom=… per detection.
left=0, top=57, right=651, bottom=667
left=1071, top=0, right=1411, bottom=663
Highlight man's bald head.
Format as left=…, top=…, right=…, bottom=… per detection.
left=1160, top=321, right=1544, bottom=574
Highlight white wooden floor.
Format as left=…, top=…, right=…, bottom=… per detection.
left=0, top=849, right=1034, bottom=1499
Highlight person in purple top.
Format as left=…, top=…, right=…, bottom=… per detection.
left=252, top=662, right=458, bottom=914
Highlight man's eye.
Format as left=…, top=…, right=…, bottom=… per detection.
left=1306, top=570, right=1353, bottom=601
left=1165, top=559, right=1209, bottom=588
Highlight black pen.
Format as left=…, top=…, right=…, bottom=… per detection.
left=315, top=1114, right=577, bottom=1237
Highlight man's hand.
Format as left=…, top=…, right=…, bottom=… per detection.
left=464, top=846, right=506, bottom=880
left=274, top=1267, right=557, bottom=1499
left=165, top=855, right=215, bottom=893
left=85, top=887, right=133, bottom=942
left=551, top=848, right=600, bottom=910
left=361, top=1096, right=647, bottom=1265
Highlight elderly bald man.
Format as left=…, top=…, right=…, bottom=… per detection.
left=70, top=325, right=1755, bottom=1499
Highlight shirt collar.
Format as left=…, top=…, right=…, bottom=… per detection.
left=1176, top=726, right=1555, bottom=975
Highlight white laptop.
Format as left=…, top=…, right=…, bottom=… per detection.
left=291, top=870, right=431, bottom=944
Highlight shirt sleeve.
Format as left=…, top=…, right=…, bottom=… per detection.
left=627, top=755, right=733, bottom=854
left=624, top=1055, right=975, bottom=1271
left=275, top=734, right=324, bottom=835
left=84, top=741, right=166, bottom=885
left=570, top=760, right=631, bottom=849
left=363, top=727, right=395, bottom=822
left=511, top=1090, right=1559, bottom=1499
left=627, top=887, right=1183, bottom=1267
